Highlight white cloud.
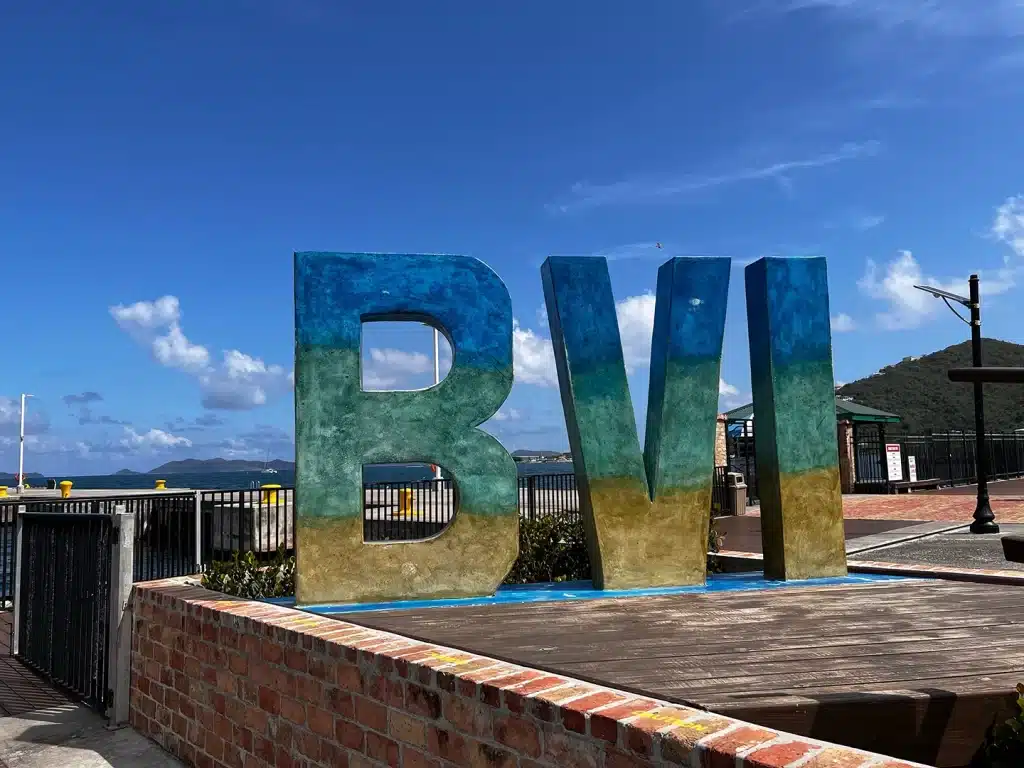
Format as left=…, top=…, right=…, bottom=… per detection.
left=111, top=295, right=180, bottom=337
left=615, top=293, right=657, bottom=372
left=513, top=321, right=559, bottom=387
left=719, top=379, right=740, bottom=397
left=119, top=427, right=192, bottom=451
left=993, top=195, right=1024, bottom=258
left=775, top=0, right=1024, bottom=38
left=858, top=250, right=1015, bottom=330
left=368, top=348, right=432, bottom=375
left=110, top=296, right=292, bottom=410
left=200, top=350, right=291, bottom=410
left=550, top=141, right=880, bottom=212
left=856, top=214, right=885, bottom=230
left=152, top=324, right=210, bottom=373
left=492, top=408, right=522, bottom=422
left=831, top=313, right=857, bottom=332
left=362, top=372, right=399, bottom=391
left=0, top=396, right=49, bottom=436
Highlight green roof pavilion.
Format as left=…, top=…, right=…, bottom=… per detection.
left=724, top=397, right=901, bottom=424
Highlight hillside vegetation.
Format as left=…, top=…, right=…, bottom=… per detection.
left=837, top=339, right=1024, bottom=434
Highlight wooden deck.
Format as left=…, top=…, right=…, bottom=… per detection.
left=342, top=578, right=1024, bottom=767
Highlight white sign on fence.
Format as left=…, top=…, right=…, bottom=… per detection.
left=908, top=455, right=918, bottom=483
left=886, top=443, right=904, bottom=481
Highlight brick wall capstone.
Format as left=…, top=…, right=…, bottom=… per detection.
left=130, top=578, right=928, bottom=768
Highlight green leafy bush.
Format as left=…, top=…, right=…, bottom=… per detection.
left=201, top=549, right=295, bottom=599
left=504, top=514, right=725, bottom=584
left=977, top=684, right=1024, bottom=767
left=504, top=514, right=590, bottom=584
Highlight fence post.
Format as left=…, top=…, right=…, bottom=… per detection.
left=527, top=476, right=537, bottom=522
left=107, top=505, right=135, bottom=728
left=10, top=505, right=24, bottom=657
left=193, top=491, right=203, bottom=573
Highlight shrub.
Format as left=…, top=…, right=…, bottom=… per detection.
left=504, top=514, right=590, bottom=584
left=977, top=684, right=1024, bottom=767
left=201, top=549, right=295, bottom=599
left=505, top=513, right=725, bottom=584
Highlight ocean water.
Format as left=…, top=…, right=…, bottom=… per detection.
left=8, top=462, right=574, bottom=491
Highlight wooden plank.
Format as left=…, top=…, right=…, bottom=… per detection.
left=699, top=678, right=1018, bottom=768
left=342, top=578, right=1024, bottom=767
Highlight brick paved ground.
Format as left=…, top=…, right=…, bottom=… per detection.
left=841, top=493, right=1024, bottom=522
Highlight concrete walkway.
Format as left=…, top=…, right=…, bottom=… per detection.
left=0, top=614, right=181, bottom=767
left=0, top=704, right=183, bottom=767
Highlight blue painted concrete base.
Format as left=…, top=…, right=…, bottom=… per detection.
left=266, top=571, right=907, bottom=615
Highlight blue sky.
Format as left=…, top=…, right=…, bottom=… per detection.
left=2, top=1, right=1024, bottom=475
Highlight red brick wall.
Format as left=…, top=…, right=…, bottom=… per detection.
left=130, top=579, right=925, bottom=768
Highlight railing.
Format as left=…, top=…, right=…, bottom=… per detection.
left=364, top=479, right=455, bottom=541
left=711, top=466, right=728, bottom=514
left=853, top=424, right=1024, bottom=492
left=518, top=473, right=578, bottom=522
left=200, top=488, right=291, bottom=565
left=15, top=511, right=113, bottom=712
left=724, top=420, right=759, bottom=505
left=0, top=470, right=732, bottom=593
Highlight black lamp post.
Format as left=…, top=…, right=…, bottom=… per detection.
left=914, top=275, right=998, bottom=534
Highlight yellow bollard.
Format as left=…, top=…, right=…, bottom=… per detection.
left=398, top=488, right=413, bottom=517
left=155, top=479, right=167, bottom=490
left=0, top=487, right=7, bottom=498
left=261, top=483, right=281, bottom=505
left=59, top=480, right=72, bottom=499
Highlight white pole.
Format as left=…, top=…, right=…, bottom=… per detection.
left=433, top=329, right=443, bottom=480
left=432, top=328, right=442, bottom=480
left=17, top=394, right=27, bottom=494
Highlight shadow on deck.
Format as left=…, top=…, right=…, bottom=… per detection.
left=0, top=613, right=71, bottom=718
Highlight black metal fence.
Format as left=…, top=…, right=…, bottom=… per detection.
left=725, top=420, right=759, bottom=504
left=0, top=469, right=733, bottom=600
left=364, top=479, right=455, bottom=541
left=711, top=466, right=728, bottom=514
left=200, top=488, right=291, bottom=566
left=519, top=473, right=579, bottom=522
left=16, top=511, right=113, bottom=712
left=853, top=423, right=1024, bottom=492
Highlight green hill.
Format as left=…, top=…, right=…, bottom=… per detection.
left=837, top=338, right=1024, bottom=434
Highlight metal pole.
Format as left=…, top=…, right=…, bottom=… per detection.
left=432, top=328, right=442, bottom=481
left=16, top=395, right=26, bottom=495
left=194, top=491, right=203, bottom=573
left=969, top=275, right=998, bottom=533
left=11, top=506, right=23, bottom=656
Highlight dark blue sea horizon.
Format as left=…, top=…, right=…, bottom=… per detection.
left=0, top=462, right=574, bottom=491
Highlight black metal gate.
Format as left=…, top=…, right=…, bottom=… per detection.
left=15, top=511, right=113, bottom=712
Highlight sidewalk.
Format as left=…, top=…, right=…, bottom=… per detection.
left=743, top=493, right=1024, bottom=522
left=0, top=614, right=181, bottom=768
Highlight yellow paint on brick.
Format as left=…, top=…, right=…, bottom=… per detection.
left=427, top=651, right=472, bottom=665
left=634, top=710, right=708, bottom=731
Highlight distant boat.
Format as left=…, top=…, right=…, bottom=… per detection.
left=260, top=453, right=278, bottom=474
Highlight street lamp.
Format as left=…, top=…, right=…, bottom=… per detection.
left=913, top=275, right=998, bottom=534
left=17, top=394, right=34, bottom=495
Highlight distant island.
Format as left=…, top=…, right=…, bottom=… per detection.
left=114, top=453, right=570, bottom=475
left=134, top=458, right=296, bottom=475
left=0, top=472, right=44, bottom=480
left=510, top=450, right=571, bottom=463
